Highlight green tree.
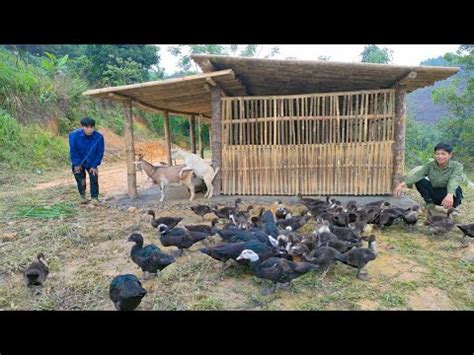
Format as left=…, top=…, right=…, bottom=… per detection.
left=432, top=45, right=474, bottom=167
left=168, top=45, right=280, bottom=74
left=360, top=45, right=393, bottom=64
left=84, top=45, right=161, bottom=85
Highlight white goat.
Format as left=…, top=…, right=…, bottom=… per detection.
left=171, top=147, right=219, bottom=199
left=134, top=155, right=195, bottom=202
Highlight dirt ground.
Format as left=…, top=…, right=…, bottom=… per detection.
left=1, top=137, right=473, bottom=310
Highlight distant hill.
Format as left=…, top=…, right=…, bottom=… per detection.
left=407, top=56, right=461, bottom=125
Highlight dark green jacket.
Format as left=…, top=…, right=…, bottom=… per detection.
left=402, top=160, right=463, bottom=194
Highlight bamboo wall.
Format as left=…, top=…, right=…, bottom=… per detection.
left=221, top=89, right=396, bottom=195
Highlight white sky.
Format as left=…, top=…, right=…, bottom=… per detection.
left=158, top=45, right=460, bottom=75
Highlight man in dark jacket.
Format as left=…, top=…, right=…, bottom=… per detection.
left=69, top=117, right=105, bottom=204
left=393, top=142, right=464, bottom=211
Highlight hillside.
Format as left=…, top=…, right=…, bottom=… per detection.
left=407, top=56, right=463, bottom=124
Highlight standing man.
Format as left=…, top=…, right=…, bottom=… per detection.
left=69, top=117, right=105, bottom=205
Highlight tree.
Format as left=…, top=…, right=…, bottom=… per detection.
left=360, top=45, right=393, bottom=64
left=431, top=45, right=474, bottom=167
left=167, top=45, right=281, bottom=74
left=84, top=45, right=161, bottom=85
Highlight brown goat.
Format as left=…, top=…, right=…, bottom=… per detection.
left=134, top=155, right=195, bottom=202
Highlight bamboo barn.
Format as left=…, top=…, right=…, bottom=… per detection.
left=83, top=55, right=459, bottom=198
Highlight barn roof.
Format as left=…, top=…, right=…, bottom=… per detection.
left=191, top=54, right=460, bottom=95
left=83, top=55, right=459, bottom=119
left=83, top=70, right=246, bottom=120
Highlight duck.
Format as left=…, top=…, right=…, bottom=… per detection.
left=148, top=210, right=183, bottom=229
left=201, top=239, right=278, bottom=266
left=301, top=243, right=346, bottom=277
left=426, top=207, right=455, bottom=224
left=401, top=205, right=421, bottom=231
left=276, top=215, right=311, bottom=232
left=23, top=253, right=49, bottom=287
left=236, top=249, right=319, bottom=295
left=184, top=218, right=219, bottom=236
left=109, top=274, right=147, bottom=311
left=230, top=205, right=254, bottom=229
left=457, top=223, right=474, bottom=246
left=128, top=233, right=175, bottom=278
left=261, top=209, right=276, bottom=224
left=275, top=200, right=291, bottom=220
left=213, top=198, right=242, bottom=219
left=158, top=224, right=209, bottom=256
left=373, top=208, right=404, bottom=228
left=329, top=225, right=361, bottom=244
left=429, top=220, right=455, bottom=235
left=190, top=205, right=213, bottom=220
left=337, top=235, right=377, bottom=280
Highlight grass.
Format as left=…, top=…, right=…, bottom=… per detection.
left=0, top=170, right=473, bottom=311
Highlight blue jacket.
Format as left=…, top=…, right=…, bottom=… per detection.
left=68, top=128, right=105, bottom=169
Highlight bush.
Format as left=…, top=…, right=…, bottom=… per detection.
left=0, top=110, right=69, bottom=171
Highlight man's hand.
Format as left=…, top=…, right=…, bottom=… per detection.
left=392, top=182, right=406, bottom=198
left=441, top=193, right=454, bottom=209
left=89, top=167, right=98, bottom=177
left=73, top=165, right=82, bottom=174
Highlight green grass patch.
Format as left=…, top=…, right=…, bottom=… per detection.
left=13, top=201, right=76, bottom=219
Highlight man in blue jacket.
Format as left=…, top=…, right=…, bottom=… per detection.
left=69, top=117, right=105, bottom=204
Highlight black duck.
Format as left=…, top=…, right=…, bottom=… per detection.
left=109, top=274, right=147, bottom=311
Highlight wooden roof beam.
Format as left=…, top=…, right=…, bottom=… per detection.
left=392, top=71, right=418, bottom=88
left=105, top=92, right=211, bottom=123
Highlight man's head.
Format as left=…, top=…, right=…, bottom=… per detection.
left=80, top=117, right=96, bottom=136
left=434, top=142, right=453, bottom=165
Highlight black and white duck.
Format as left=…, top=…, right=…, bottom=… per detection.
left=109, top=274, right=147, bottom=311
left=200, top=239, right=278, bottom=266
left=276, top=215, right=311, bottom=232
left=158, top=224, right=209, bottom=256
left=275, top=200, right=291, bottom=220
left=128, top=233, right=175, bottom=278
left=236, top=249, right=319, bottom=295
left=190, top=205, right=213, bottom=220
left=148, top=210, right=183, bottom=229
left=23, top=253, right=49, bottom=288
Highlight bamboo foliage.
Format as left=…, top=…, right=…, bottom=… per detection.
left=221, top=89, right=396, bottom=195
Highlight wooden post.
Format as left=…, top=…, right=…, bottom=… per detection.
left=189, top=114, right=196, bottom=154
left=198, top=116, right=204, bottom=158
left=164, top=111, right=172, bottom=166
left=392, top=85, right=406, bottom=191
left=123, top=100, right=137, bottom=198
left=208, top=124, right=212, bottom=154
left=210, top=86, right=222, bottom=196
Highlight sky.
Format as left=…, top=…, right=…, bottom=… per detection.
left=158, top=45, right=460, bottom=75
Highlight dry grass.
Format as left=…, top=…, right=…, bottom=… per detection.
left=1, top=174, right=473, bottom=311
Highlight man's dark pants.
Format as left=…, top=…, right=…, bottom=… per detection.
left=415, top=178, right=463, bottom=208
left=72, top=165, right=99, bottom=198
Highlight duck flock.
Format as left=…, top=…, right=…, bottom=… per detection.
left=23, top=194, right=474, bottom=310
